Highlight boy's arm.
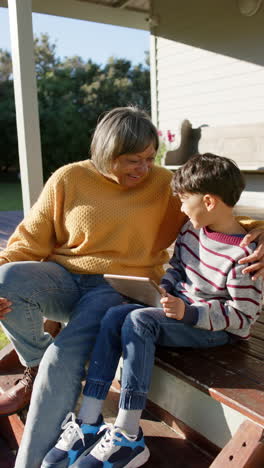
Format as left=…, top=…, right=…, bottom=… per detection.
left=161, top=265, right=262, bottom=334
left=187, top=263, right=262, bottom=334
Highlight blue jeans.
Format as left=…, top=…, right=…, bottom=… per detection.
left=83, top=304, right=232, bottom=410
left=0, top=261, right=123, bottom=468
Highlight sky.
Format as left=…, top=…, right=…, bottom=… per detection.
left=0, top=7, right=150, bottom=65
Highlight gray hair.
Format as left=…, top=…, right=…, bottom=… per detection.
left=91, top=107, right=159, bottom=174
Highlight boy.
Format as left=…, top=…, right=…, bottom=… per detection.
left=42, top=153, right=263, bottom=468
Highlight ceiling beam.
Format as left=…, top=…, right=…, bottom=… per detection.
left=113, top=1, right=133, bottom=9
left=0, top=0, right=150, bottom=30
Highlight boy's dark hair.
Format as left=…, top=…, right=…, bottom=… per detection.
left=172, top=153, right=245, bottom=207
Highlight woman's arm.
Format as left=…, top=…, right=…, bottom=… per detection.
left=0, top=171, right=61, bottom=264
left=238, top=228, right=264, bottom=279
left=236, top=217, right=264, bottom=279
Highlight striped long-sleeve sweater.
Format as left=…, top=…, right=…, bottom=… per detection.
left=160, top=220, right=263, bottom=339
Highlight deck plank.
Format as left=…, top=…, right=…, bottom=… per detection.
left=0, top=211, right=23, bottom=249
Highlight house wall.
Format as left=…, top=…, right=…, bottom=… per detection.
left=155, top=38, right=264, bottom=132
left=151, top=0, right=264, bottom=132
left=151, top=0, right=264, bottom=217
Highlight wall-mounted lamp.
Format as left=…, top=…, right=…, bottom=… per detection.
left=237, top=0, right=263, bottom=16
left=146, top=15, right=159, bottom=27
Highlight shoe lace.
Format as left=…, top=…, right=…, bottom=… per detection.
left=20, top=367, right=38, bottom=390
left=93, top=423, right=137, bottom=457
left=60, top=412, right=85, bottom=447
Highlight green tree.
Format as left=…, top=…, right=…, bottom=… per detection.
left=0, top=79, right=18, bottom=172
left=34, top=34, right=59, bottom=78
left=0, top=49, right=12, bottom=81
left=0, top=49, right=18, bottom=173
left=0, top=34, right=151, bottom=179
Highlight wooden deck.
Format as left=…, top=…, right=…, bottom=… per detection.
left=0, top=211, right=23, bottom=249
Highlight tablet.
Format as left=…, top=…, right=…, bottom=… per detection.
left=104, top=274, right=162, bottom=307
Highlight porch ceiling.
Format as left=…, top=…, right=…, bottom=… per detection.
left=0, top=0, right=151, bottom=30
left=77, top=0, right=150, bottom=14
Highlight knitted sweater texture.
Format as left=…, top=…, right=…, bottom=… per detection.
left=161, top=221, right=263, bottom=338
left=0, top=161, right=185, bottom=283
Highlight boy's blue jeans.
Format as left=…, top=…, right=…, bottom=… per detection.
left=0, top=261, right=123, bottom=468
left=83, top=303, right=232, bottom=411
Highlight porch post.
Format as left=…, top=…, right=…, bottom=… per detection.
left=7, top=0, right=43, bottom=215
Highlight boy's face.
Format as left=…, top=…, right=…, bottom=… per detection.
left=179, top=192, right=210, bottom=229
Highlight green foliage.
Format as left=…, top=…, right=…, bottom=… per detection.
left=0, top=80, right=18, bottom=172
left=155, top=141, right=167, bottom=166
left=0, top=182, right=23, bottom=211
left=0, top=49, right=12, bottom=81
left=0, top=34, right=151, bottom=180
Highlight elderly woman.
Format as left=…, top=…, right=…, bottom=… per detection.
left=0, top=107, right=263, bottom=468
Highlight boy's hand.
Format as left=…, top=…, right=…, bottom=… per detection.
left=160, top=292, right=185, bottom=320
left=0, top=297, right=12, bottom=319
left=239, top=228, right=264, bottom=280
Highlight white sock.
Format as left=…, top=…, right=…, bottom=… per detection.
left=78, top=396, right=104, bottom=425
left=114, top=408, right=142, bottom=436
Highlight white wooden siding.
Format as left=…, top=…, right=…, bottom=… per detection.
left=156, top=38, right=264, bottom=135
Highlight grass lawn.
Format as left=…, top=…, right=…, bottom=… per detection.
left=0, top=182, right=23, bottom=211
left=0, top=326, right=10, bottom=350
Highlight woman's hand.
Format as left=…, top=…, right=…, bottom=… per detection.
left=0, top=297, right=12, bottom=319
left=160, top=292, right=185, bottom=320
left=239, top=228, right=264, bottom=280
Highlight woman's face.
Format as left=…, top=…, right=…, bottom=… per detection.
left=108, top=143, right=156, bottom=188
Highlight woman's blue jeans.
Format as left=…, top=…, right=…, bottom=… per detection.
left=0, top=261, right=123, bottom=468
left=84, top=303, right=232, bottom=411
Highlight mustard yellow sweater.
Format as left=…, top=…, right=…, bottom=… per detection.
left=1, top=161, right=263, bottom=282
left=0, top=161, right=185, bottom=282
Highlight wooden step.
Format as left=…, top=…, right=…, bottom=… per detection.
left=0, top=371, right=26, bottom=468
left=0, top=379, right=213, bottom=468
left=103, top=386, right=214, bottom=468
left=0, top=345, right=27, bottom=468
left=210, top=420, right=264, bottom=468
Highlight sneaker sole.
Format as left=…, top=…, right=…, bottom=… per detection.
left=124, top=446, right=150, bottom=468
